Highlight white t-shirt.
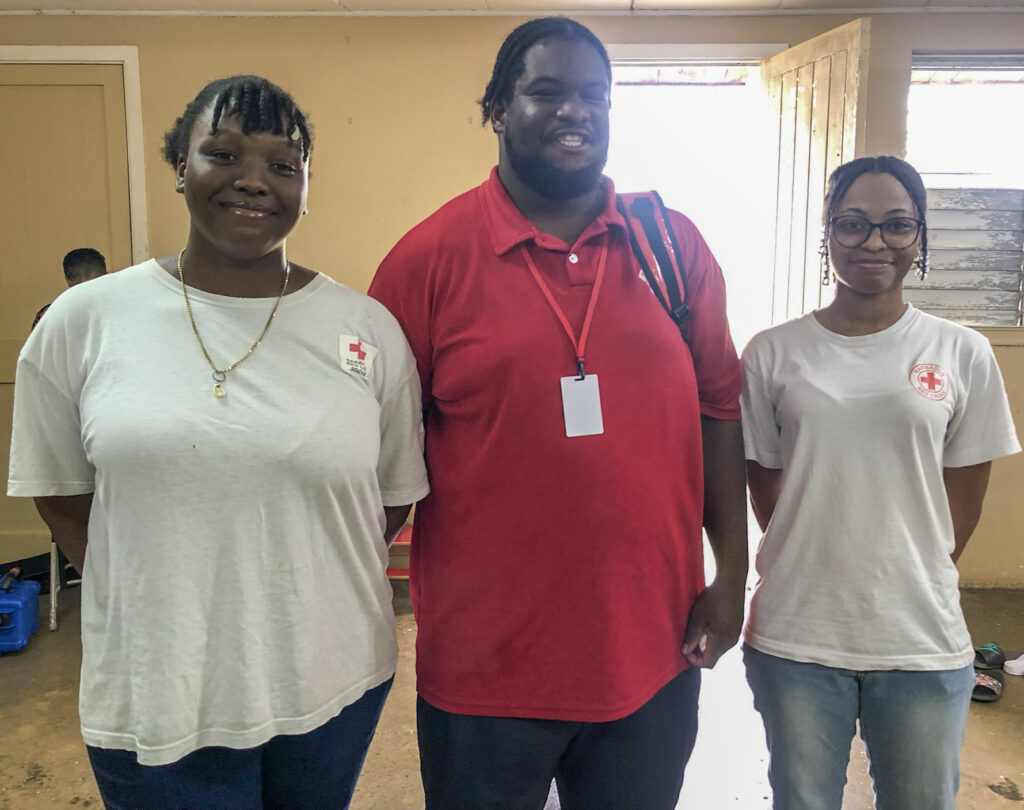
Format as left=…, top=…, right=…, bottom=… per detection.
left=741, top=305, right=1019, bottom=671
left=8, top=260, right=429, bottom=765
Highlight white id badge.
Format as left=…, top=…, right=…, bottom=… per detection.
left=560, top=374, right=604, bottom=437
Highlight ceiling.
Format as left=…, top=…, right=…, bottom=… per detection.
left=3, top=0, right=1024, bottom=13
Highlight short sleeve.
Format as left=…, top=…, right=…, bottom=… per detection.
left=740, top=341, right=783, bottom=469
left=943, top=339, right=1021, bottom=468
left=8, top=354, right=95, bottom=497
left=377, top=363, right=429, bottom=506
left=668, top=210, right=741, bottom=420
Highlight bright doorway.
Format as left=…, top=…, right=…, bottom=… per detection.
left=607, top=20, right=869, bottom=345
left=606, top=60, right=776, bottom=351
left=601, top=28, right=872, bottom=806
left=604, top=54, right=780, bottom=810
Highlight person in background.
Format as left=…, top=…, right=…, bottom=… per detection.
left=370, top=17, right=747, bottom=810
left=8, top=74, right=428, bottom=810
left=31, top=247, right=107, bottom=330
left=741, top=155, right=1020, bottom=810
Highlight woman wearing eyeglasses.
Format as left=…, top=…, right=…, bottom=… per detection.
left=740, top=156, right=1019, bottom=810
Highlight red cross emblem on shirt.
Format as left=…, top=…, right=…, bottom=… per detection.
left=349, top=341, right=367, bottom=361
left=909, top=363, right=948, bottom=401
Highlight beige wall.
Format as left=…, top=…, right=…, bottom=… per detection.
left=5, top=11, right=1024, bottom=292
left=5, top=15, right=515, bottom=292
left=3, top=11, right=1022, bottom=584
left=962, top=332, right=1024, bottom=588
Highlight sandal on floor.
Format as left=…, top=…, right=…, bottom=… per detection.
left=972, top=670, right=1004, bottom=703
left=974, top=642, right=1007, bottom=670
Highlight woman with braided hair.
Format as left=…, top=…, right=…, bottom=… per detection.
left=740, top=156, right=1019, bottom=810
left=8, top=75, right=428, bottom=808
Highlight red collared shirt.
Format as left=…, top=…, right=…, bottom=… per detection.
left=370, top=167, right=740, bottom=721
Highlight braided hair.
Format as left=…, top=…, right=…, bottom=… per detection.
left=479, top=17, right=611, bottom=126
left=161, top=75, right=313, bottom=168
left=819, top=155, right=929, bottom=285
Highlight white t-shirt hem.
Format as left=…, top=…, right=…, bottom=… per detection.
left=7, top=480, right=95, bottom=496
left=945, top=437, right=1021, bottom=468
left=381, top=482, right=430, bottom=506
left=81, top=666, right=396, bottom=766
left=744, top=634, right=974, bottom=672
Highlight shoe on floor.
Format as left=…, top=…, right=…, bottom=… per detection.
left=972, top=670, right=1004, bottom=703
left=974, top=642, right=1007, bottom=670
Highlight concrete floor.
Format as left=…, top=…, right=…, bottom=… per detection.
left=1, top=586, right=1021, bottom=810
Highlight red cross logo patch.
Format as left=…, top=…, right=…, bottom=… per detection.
left=909, top=363, right=948, bottom=401
left=339, top=334, right=378, bottom=380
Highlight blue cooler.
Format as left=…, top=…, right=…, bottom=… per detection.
left=0, top=568, right=41, bottom=655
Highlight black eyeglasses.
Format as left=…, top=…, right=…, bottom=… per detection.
left=829, top=215, right=924, bottom=249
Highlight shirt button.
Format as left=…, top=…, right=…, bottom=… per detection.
left=568, top=253, right=579, bottom=264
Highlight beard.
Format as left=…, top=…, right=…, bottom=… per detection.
left=504, top=132, right=607, bottom=202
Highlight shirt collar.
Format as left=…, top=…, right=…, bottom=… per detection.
left=479, top=166, right=627, bottom=256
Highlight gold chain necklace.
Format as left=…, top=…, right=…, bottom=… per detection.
left=177, top=251, right=291, bottom=398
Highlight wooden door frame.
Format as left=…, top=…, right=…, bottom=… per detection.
left=0, top=45, right=147, bottom=264
left=761, top=18, right=869, bottom=323
left=607, top=43, right=787, bottom=61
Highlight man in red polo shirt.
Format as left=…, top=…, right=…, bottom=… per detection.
left=369, top=17, right=747, bottom=810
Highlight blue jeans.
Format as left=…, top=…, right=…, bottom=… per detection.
left=744, top=646, right=973, bottom=810
left=87, top=676, right=393, bottom=810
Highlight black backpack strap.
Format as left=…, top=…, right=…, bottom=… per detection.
left=650, top=190, right=690, bottom=325
left=619, top=192, right=691, bottom=346
left=616, top=195, right=672, bottom=316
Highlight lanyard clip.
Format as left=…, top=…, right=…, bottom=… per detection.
left=575, top=356, right=586, bottom=380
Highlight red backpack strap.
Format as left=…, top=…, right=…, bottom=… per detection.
left=616, top=191, right=690, bottom=346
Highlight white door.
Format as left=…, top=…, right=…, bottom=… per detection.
left=763, top=18, right=870, bottom=323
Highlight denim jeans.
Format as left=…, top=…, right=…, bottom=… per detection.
left=743, top=645, right=973, bottom=810
left=87, top=676, right=393, bottom=810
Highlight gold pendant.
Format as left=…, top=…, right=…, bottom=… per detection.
left=212, top=370, right=227, bottom=398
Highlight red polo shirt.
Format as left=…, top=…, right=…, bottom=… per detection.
left=370, top=168, right=740, bottom=721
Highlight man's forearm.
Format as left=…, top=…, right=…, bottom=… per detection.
left=681, top=416, right=748, bottom=667
left=701, top=416, right=748, bottom=584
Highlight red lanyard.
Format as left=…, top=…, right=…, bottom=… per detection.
left=519, top=234, right=609, bottom=379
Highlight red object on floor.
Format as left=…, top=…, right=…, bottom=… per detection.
left=386, top=526, right=412, bottom=579
left=393, top=526, right=412, bottom=545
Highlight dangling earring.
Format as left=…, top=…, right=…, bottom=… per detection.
left=819, top=232, right=833, bottom=286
